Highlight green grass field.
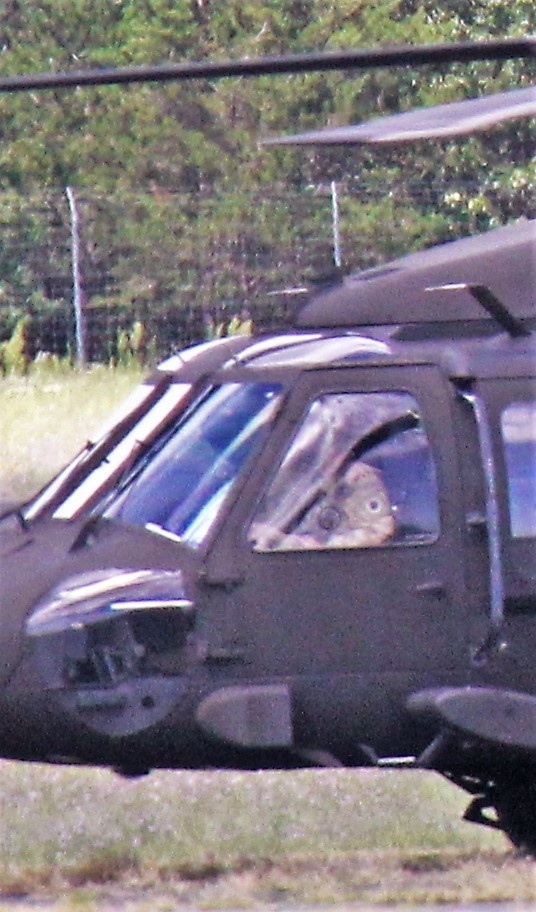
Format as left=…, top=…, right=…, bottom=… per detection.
left=0, top=762, right=527, bottom=907
left=0, top=364, right=144, bottom=505
left=0, top=367, right=534, bottom=907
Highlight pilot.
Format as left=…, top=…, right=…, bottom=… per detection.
left=252, top=460, right=396, bottom=551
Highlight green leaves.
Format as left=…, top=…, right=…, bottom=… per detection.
left=0, top=0, right=532, bottom=193
left=0, top=0, right=532, bottom=361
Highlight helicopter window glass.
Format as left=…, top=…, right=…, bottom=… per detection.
left=248, top=391, right=440, bottom=552
left=103, top=382, right=283, bottom=547
left=501, top=402, right=536, bottom=539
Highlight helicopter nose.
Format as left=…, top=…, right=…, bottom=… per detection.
left=23, top=567, right=196, bottom=740
left=0, top=514, right=45, bottom=687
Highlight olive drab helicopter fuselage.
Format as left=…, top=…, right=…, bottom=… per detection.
left=0, top=37, right=535, bottom=851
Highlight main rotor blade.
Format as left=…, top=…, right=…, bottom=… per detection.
left=263, top=84, right=536, bottom=146
left=0, top=37, right=533, bottom=93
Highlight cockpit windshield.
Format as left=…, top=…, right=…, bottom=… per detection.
left=103, top=382, right=283, bottom=547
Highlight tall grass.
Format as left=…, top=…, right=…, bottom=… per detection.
left=0, top=363, right=144, bottom=504
left=0, top=765, right=501, bottom=873
left=0, top=763, right=514, bottom=905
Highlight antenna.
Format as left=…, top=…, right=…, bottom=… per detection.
left=427, top=283, right=532, bottom=337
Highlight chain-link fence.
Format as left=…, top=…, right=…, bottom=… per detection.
left=0, top=175, right=532, bottom=369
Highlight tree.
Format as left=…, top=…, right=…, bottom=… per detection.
left=0, top=0, right=532, bottom=361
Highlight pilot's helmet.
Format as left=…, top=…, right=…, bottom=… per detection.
left=317, top=461, right=395, bottom=547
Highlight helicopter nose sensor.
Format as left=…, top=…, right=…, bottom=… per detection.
left=26, top=568, right=195, bottom=738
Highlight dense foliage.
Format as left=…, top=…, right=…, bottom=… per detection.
left=0, top=0, right=533, bottom=364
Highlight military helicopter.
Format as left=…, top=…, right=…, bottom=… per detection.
left=0, top=36, right=535, bottom=852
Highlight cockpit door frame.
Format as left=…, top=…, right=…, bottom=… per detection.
left=203, top=361, right=477, bottom=669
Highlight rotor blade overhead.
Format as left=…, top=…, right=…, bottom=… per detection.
left=0, top=37, right=533, bottom=93
left=263, top=84, right=536, bottom=146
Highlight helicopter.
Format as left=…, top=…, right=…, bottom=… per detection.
left=0, top=36, right=535, bottom=852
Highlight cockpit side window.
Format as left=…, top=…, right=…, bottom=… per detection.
left=501, top=401, right=536, bottom=539
left=248, top=391, right=440, bottom=552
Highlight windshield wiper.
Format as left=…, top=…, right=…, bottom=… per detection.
left=145, top=522, right=183, bottom=544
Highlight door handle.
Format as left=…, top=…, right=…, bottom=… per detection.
left=415, top=580, right=446, bottom=597
left=466, top=511, right=487, bottom=530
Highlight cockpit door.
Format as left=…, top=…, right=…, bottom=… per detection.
left=202, top=363, right=481, bottom=756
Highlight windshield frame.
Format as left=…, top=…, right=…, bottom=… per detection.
left=24, top=378, right=175, bottom=522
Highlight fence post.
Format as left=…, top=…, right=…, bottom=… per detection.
left=331, top=180, right=342, bottom=268
left=65, top=186, right=87, bottom=367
